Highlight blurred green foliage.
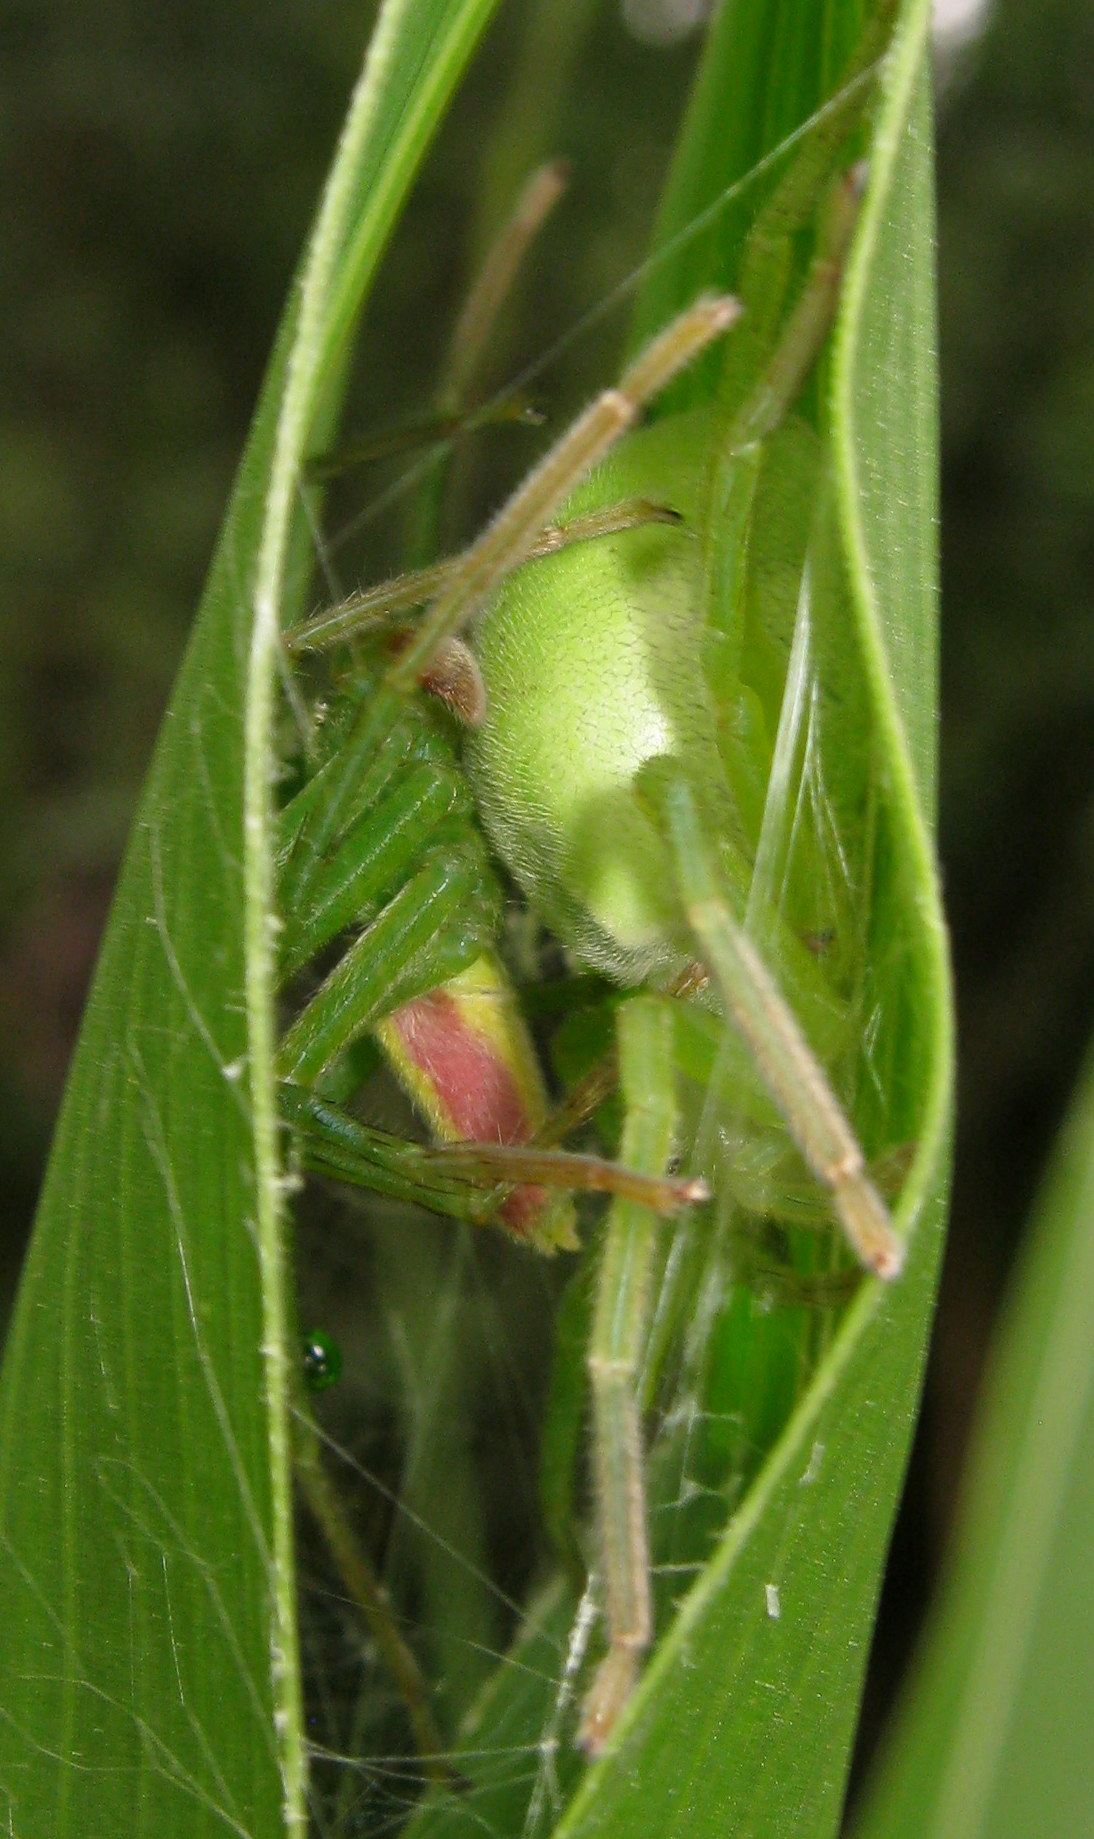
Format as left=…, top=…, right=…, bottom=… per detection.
left=940, top=0, right=1092, bottom=1273
left=926, top=0, right=1093, bottom=1576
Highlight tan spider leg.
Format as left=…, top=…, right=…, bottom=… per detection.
left=579, top=997, right=687, bottom=1756
left=387, top=293, right=740, bottom=695
left=650, top=763, right=903, bottom=1280
left=443, top=160, right=570, bottom=410
left=285, top=499, right=682, bottom=655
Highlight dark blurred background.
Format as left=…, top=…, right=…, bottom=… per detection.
left=1, top=0, right=1091, bottom=1782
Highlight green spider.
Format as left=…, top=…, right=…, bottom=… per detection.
left=279, top=20, right=905, bottom=1768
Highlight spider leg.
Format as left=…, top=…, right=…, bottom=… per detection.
left=642, top=758, right=903, bottom=1279
left=285, top=498, right=682, bottom=655
left=580, top=995, right=689, bottom=1754
left=388, top=293, right=739, bottom=694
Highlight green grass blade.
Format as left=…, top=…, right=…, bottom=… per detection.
left=853, top=1036, right=1094, bottom=1839
left=0, top=5, right=499, bottom=1835
left=631, top=0, right=877, bottom=387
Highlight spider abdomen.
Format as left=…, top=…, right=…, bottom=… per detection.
left=468, top=407, right=730, bottom=984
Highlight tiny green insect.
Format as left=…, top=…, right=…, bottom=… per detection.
left=300, top=1329, right=343, bottom=1392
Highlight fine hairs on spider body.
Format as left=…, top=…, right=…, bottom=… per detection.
left=281, top=14, right=906, bottom=1782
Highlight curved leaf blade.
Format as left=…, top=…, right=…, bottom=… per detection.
left=0, top=4, right=500, bottom=1834
left=555, top=11, right=949, bottom=1835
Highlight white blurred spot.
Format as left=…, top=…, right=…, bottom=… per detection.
left=800, top=1439, right=825, bottom=1487
left=622, top=0, right=712, bottom=47
left=765, top=1583, right=781, bottom=1620
left=933, top=0, right=993, bottom=53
